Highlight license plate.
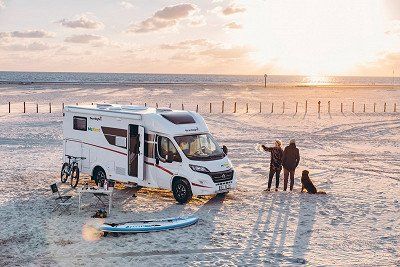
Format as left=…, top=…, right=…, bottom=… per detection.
left=218, top=183, right=231, bottom=192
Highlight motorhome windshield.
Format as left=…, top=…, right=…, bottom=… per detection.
left=174, top=134, right=225, bottom=161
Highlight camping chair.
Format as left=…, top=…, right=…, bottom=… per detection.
left=50, top=183, right=73, bottom=214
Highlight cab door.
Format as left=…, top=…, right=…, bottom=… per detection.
left=154, top=135, right=182, bottom=189
left=128, top=124, right=144, bottom=181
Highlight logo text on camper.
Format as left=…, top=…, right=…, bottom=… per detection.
left=88, top=127, right=100, bottom=132
left=185, top=127, right=199, bottom=132
left=90, top=116, right=102, bottom=121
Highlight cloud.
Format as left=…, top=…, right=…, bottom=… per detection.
left=199, top=46, right=251, bottom=59
left=225, top=22, right=242, bottom=29
left=120, top=1, right=134, bottom=9
left=160, top=39, right=211, bottom=50
left=1, top=41, right=52, bottom=51
left=64, top=34, right=107, bottom=45
left=127, top=3, right=197, bottom=33
left=58, top=15, right=104, bottom=29
left=222, top=5, right=246, bottom=15
left=1, top=30, right=55, bottom=38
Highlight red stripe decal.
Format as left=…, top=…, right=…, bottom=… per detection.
left=192, top=182, right=212, bottom=189
left=66, top=139, right=127, bottom=156
left=144, top=161, right=173, bottom=175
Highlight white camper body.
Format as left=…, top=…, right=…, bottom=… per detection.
left=62, top=104, right=236, bottom=202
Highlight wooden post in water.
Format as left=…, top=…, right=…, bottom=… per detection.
left=264, top=74, right=267, bottom=88
left=384, top=102, right=387, bottom=112
left=305, top=100, right=308, bottom=114
left=209, top=103, right=212, bottom=113
left=222, top=101, right=224, bottom=113
left=246, top=103, right=249, bottom=113
left=8, top=102, right=10, bottom=113
left=49, top=103, right=52, bottom=113
left=352, top=102, right=355, bottom=113
left=259, top=102, right=262, bottom=113
left=328, top=101, right=331, bottom=113
left=23, top=102, right=26, bottom=113
left=234, top=102, right=237, bottom=113
left=374, top=103, right=376, bottom=112
left=318, top=101, right=321, bottom=114
left=271, top=103, right=274, bottom=113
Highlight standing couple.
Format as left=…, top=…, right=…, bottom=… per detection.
left=262, top=139, right=300, bottom=191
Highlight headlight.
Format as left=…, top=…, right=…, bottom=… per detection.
left=189, top=164, right=210, bottom=173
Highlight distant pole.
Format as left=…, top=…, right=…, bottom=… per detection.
left=264, top=74, right=268, bottom=88
left=23, top=102, right=26, bottom=113
left=209, top=103, right=212, bottom=113
left=394, top=103, right=397, bottom=112
left=36, top=103, right=39, bottom=113
left=318, top=101, right=321, bottom=114
left=295, top=102, right=298, bottom=114
left=8, top=102, right=10, bottom=113
left=384, top=102, right=387, bottom=113
left=328, top=101, right=331, bottom=113
left=352, top=102, right=355, bottom=113
left=169, top=103, right=171, bottom=108
left=271, top=102, right=274, bottom=113
left=49, top=103, right=52, bottom=113
left=62, top=103, right=64, bottom=111
left=181, top=103, right=184, bottom=110
left=156, top=103, right=158, bottom=108
left=222, top=101, right=224, bottom=113
left=76, top=102, right=78, bottom=106
left=196, top=104, right=199, bottom=113
left=246, top=103, right=249, bottom=113
left=305, top=100, right=308, bottom=114
left=340, top=103, right=343, bottom=113
left=363, top=104, right=366, bottom=113
left=234, top=102, right=237, bottom=113
left=374, top=103, right=376, bottom=112
left=259, top=102, right=262, bottom=113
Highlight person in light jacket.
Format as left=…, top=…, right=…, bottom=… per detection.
left=282, top=139, right=300, bottom=191
left=262, top=140, right=283, bottom=191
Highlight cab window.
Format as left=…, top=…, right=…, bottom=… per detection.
left=157, top=136, right=181, bottom=162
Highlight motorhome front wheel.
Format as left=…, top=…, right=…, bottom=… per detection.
left=172, top=178, right=193, bottom=204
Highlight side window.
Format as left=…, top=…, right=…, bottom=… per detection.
left=157, top=136, right=181, bottom=162
left=73, top=116, right=87, bottom=131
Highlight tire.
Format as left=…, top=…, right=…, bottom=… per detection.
left=94, top=167, right=107, bottom=187
left=70, top=166, right=80, bottom=188
left=60, top=163, right=69, bottom=183
left=217, top=192, right=228, bottom=197
left=172, top=178, right=193, bottom=204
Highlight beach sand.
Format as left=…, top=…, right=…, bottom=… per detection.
left=0, top=84, right=399, bottom=266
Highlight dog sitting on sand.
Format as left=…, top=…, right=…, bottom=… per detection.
left=301, top=170, right=326, bottom=194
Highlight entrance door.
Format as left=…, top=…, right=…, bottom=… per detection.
left=128, top=125, right=144, bottom=180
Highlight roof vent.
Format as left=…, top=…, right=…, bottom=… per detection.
left=156, top=108, right=172, bottom=113
left=96, top=103, right=113, bottom=109
left=121, top=105, right=148, bottom=111
left=161, top=112, right=196, bottom=124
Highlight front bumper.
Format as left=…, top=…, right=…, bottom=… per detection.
left=190, top=170, right=237, bottom=195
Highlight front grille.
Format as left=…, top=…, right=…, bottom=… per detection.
left=209, top=170, right=234, bottom=183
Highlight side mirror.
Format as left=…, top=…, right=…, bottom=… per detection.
left=222, top=145, right=228, bottom=155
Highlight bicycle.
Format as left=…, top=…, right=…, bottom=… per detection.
left=61, top=155, right=86, bottom=188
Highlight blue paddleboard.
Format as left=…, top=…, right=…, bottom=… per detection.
left=100, top=216, right=198, bottom=233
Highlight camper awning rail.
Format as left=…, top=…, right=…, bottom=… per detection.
left=64, top=106, right=142, bottom=120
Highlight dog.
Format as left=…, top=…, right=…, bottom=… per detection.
left=301, top=170, right=326, bottom=194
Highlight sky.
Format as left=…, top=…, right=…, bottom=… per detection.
left=0, top=0, right=399, bottom=76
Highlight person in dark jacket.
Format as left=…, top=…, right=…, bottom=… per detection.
left=282, top=139, right=300, bottom=191
left=262, top=140, right=283, bottom=191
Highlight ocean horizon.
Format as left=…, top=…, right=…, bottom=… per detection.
left=0, top=71, right=399, bottom=86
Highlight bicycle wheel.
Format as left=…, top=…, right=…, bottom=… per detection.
left=70, top=166, right=80, bottom=188
left=61, top=163, right=69, bottom=183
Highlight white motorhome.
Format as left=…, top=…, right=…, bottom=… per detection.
left=62, top=104, right=236, bottom=203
